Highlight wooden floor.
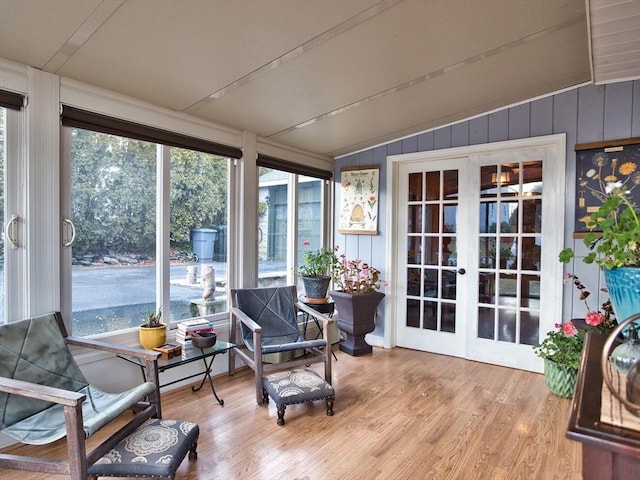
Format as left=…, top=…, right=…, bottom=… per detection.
left=1, top=346, right=581, bottom=480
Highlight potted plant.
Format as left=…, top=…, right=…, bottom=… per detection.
left=297, top=240, right=339, bottom=301
left=329, top=253, right=387, bottom=356
left=560, top=162, right=640, bottom=322
left=534, top=273, right=616, bottom=397
left=139, top=308, right=166, bottom=350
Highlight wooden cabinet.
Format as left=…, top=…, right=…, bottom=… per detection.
left=567, top=333, right=640, bottom=479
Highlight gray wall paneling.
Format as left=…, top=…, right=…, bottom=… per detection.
left=633, top=81, right=640, bottom=138
left=469, top=116, right=489, bottom=145
left=508, top=103, right=531, bottom=140
left=530, top=96, right=553, bottom=138
left=488, top=110, right=509, bottom=142
left=577, top=85, right=605, bottom=143
left=451, top=122, right=469, bottom=147
left=434, top=127, right=451, bottom=150
left=604, top=81, right=634, bottom=140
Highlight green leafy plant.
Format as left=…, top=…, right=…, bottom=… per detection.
left=142, top=308, right=163, bottom=328
left=333, top=254, right=387, bottom=295
left=533, top=273, right=616, bottom=369
left=296, top=241, right=339, bottom=278
left=533, top=321, right=585, bottom=370
left=560, top=159, right=640, bottom=269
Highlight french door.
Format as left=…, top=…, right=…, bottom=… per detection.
left=395, top=158, right=470, bottom=358
left=394, top=136, right=565, bottom=372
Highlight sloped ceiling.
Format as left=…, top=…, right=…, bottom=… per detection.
left=588, top=0, right=640, bottom=85
left=0, top=0, right=635, bottom=158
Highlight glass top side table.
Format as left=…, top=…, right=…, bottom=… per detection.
left=118, top=340, right=235, bottom=406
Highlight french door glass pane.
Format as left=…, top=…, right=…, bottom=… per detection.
left=408, top=173, right=422, bottom=201
left=70, top=128, right=156, bottom=336
left=169, top=149, right=229, bottom=321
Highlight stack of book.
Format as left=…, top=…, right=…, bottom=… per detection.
left=175, top=318, right=215, bottom=348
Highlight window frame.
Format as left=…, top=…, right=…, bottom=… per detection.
left=1, top=101, right=28, bottom=322
left=60, top=125, right=236, bottom=338
left=257, top=166, right=333, bottom=290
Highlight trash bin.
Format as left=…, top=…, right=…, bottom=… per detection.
left=214, top=225, right=227, bottom=262
left=191, top=228, right=217, bottom=262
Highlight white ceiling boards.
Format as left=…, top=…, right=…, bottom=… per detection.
left=1, top=0, right=637, bottom=157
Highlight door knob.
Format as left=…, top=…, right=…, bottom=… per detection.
left=458, top=268, right=466, bottom=275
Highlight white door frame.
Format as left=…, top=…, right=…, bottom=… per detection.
left=384, top=134, right=566, bottom=372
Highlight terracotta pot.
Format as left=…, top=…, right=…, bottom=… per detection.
left=329, top=290, right=384, bottom=356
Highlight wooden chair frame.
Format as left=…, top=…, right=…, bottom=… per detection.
left=228, top=286, right=334, bottom=404
left=0, top=313, right=161, bottom=480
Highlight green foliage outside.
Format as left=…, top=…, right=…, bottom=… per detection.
left=71, top=128, right=228, bottom=257
left=169, top=146, right=227, bottom=248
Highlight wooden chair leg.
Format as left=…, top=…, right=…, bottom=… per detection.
left=64, top=403, right=88, bottom=480
left=277, top=404, right=286, bottom=426
left=326, top=398, right=334, bottom=416
left=188, top=441, right=198, bottom=460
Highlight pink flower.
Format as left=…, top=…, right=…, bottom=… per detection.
left=301, top=240, right=310, bottom=247
left=585, top=311, right=603, bottom=326
left=562, top=322, right=578, bottom=336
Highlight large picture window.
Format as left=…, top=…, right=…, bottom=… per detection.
left=69, top=129, right=158, bottom=335
left=63, top=117, right=233, bottom=336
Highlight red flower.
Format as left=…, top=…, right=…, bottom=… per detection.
left=585, top=311, right=604, bottom=327
left=562, top=322, right=578, bottom=336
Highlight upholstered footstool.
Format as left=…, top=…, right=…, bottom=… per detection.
left=87, top=418, right=199, bottom=479
left=262, top=368, right=335, bottom=426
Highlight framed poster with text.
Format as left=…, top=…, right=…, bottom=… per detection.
left=338, top=166, right=379, bottom=235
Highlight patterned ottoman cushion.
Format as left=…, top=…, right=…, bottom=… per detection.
left=262, top=369, right=335, bottom=425
left=88, top=418, right=199, bottom=479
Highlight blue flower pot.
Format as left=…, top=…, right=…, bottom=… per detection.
left=604, top=267, right=640, bottom=324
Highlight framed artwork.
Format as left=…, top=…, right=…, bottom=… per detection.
left=338, top=166, right=380, bottom=235
left=574, top=137, right=640, bottom=234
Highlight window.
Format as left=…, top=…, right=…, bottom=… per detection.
left=257, top=165, right=329, bottom=291
left=0, top=89, right=27, bottom=323
left=257, top=167, right=289, bottom=286
left=61, top=107, right=237, bottom=336
left=169, top=148, right=229, bottom=321
left=68, top=128, right=159, bottom=335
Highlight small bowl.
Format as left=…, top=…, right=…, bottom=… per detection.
left=191, top=332, right=217, bottom=349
